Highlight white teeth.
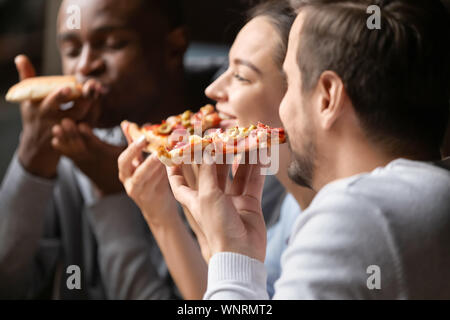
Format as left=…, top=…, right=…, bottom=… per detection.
left=219, top=112, right=234, bottom=120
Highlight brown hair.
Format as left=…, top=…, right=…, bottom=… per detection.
left=295, top=0, right=450, bottom=154
left=247, top=0, right=297, bottom=69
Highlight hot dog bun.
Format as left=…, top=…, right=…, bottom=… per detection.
left=5, top=76, right=82, bottom=103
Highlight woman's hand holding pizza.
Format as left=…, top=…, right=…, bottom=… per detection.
left=118, top=137, right=180, bottom=228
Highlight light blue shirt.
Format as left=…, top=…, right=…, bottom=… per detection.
left=265, top=193, right=301, bottom=298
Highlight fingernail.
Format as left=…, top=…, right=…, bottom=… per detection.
left=136, top=135, right=146, bottom=145
left=61, top=87, right=72, bottom=96
left=60, top=101, right=75, bottom=111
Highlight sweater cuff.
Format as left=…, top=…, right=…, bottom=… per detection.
left=7, top=153, right=56, bottom=188
left=207, top=252, right=267, bottom=295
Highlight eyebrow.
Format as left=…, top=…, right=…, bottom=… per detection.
left=58, top=31, right=79, bottom=43
left=233, top=58, right=263, bottom=75
left=58, top=25, right=129, bottom=42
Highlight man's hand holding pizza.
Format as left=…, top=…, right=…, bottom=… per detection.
left=14, top=55, right=102, bottom=179
left=51, top=119, right=126, bottom=196
left=167, top=155, right=268, bottom=263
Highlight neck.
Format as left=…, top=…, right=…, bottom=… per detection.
left=276, top=145, right=316, bottom=210
left=313, top=135, right=441, bottom=191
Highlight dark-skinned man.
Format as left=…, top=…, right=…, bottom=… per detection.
left=0, top=0, right=192, bottom=299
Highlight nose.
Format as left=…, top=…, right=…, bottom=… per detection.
left=205, top=70, right=229, bottom=103
left=76, top=44, right=106, bottom=79
left=279, top=94, right=288, bottom=127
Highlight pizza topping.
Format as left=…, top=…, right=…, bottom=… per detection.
left=181, top=110, right=192, bottom=120
left=158, top=123, right=173, bottom=135
left=180, top=110, right=192, bottom=127
left=122, top=107, right=287, bottom=167
left=257, top=129, right=268, bottom=141
left=200, top=104, right=214, bottom=115
left=181, top=119, right=191, bottom=128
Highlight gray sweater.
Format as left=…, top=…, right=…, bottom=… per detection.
left=205, top=158, right=450, bottom=299
left=0, top=127, right=285, bottom=300
left=0, top=128, right=175, bottom=299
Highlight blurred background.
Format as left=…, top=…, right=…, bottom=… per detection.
left=0, top=0, right=255, bottom=180
left=2, top=0, right=449, bottom=181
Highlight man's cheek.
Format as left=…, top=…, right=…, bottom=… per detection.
left=106, top=47, right=141, bottom=73
left=61, top=59, right=77, bottom=76
left=280, top=98, right=295, bottom=130
left=285, top=111, right=303, bottom=150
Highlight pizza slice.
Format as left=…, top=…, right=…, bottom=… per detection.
left=121, top=105, right=286, bottom=166
left=121, top=104, right=227, bottom=153
left=207, top=122, right=286, bottom=155
left=157, top=123, right=286, bottom=166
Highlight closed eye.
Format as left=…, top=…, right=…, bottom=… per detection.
left=233, top=72, right=251, bottom=83
left=61, top=43, right=82, bottom=58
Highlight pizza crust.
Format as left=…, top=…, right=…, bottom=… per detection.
left=121, top=120, right=162, bottom=154
left=6, top=76, right=82, bottom=103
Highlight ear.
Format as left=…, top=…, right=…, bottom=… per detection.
left=165, top=26, right=189, bottom=70
left=316, top=71, right=347, bottom=131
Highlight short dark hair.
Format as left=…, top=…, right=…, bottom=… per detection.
left=247, top=0, right=297, bottom=68
left=141, top=0, right=185, bottom=30
left=296, top=0, right=450, bottom=154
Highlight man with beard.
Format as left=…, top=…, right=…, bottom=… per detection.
left=0, top=0, right=192, bottom=299
left=167, top=0, right=450, bottom=299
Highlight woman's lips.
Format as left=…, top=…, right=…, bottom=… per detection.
left=218, top=111, right=238, bottom=128
left=218, top=111, right=236, bottom=120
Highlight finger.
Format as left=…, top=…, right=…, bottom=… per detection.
left=121, top=121, right=133, bottom=145
left=198, top=153, right=220, bottom=195
left=55, top=119, right=86, bottom=154
left=166, top=165, right=197, bottom=208
left=230, top=163, right=253, bottom=196
left=180, top=204, right=205, bottom=241
left=40, top=87, right=76, bottom=115
left=244, top=164, right=266, bottom=202
left=78, top=123, right=104, bottom=149
left=15, top=55, right=36, bottom=81
left=142, top=159, right=169, bottom=190
left=51, top=123, right=72, bottom=150
left=118, top=136, right=148, bottom=182
left=182, top=164, right=200, bottom=189
left=51, top=137, right=69, bottom=154
left=130, top=153, right=164, bottom=189
left=79, top=123, right=127, bottom=161
left=191, top=163, right=199, bottom=180
left=216, top=163, right=231, bottom=192
left=232, top=154, right=243, bottom=177
left=61, top=118, right=79, bottom=141
left=82, top=79, right=102, bottom=99
left=52, top=124, right=65, bottom=140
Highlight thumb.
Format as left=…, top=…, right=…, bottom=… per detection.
left=121, top=121, right=133, bottom=145
left=15, top=55, right=36, bottom=81
left=78, top=123, right=104, bottom=148
left=78, top=123, right=126, bottom=156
